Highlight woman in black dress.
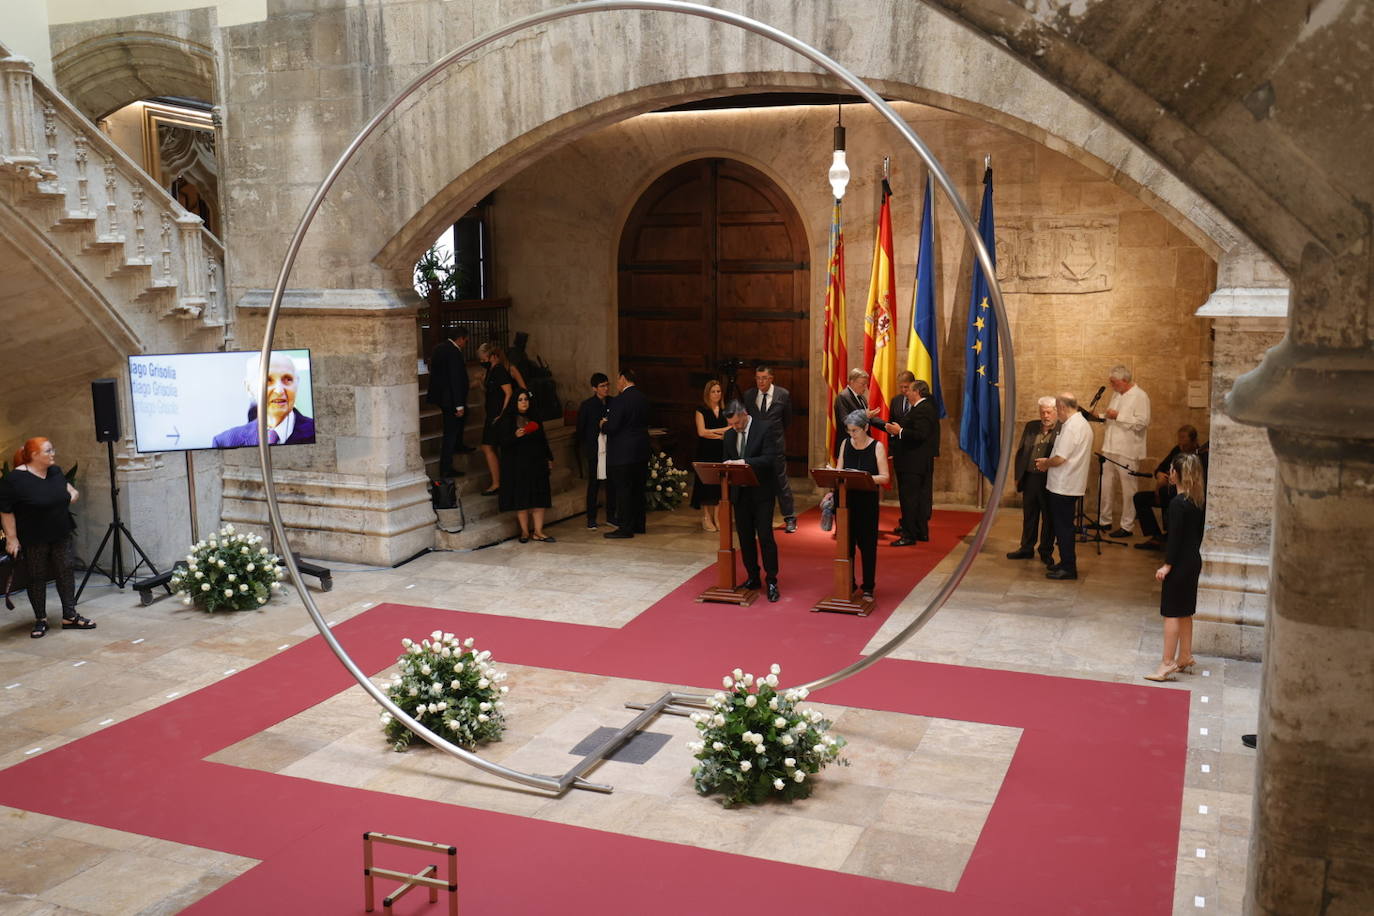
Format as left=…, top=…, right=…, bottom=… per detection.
left=477, top=342, right=517, bottom=497
left=0, top=437, right=96, bottom=638
left=691, top=380, right=728, bottom=532
left=838, top=409, right=890, bottom=599
left=499, top=391, right=555, bottom=543
left=1145, top=453, right=1206, bottom=681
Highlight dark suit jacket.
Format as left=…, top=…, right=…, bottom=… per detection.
left=575, top=394, right=611, bottom=465
left=426, top=339, right=469, bottom=413
left=832, top=387, right=868, bottom=454
left=888, top=395, right=939, bottom=473
left=722, top=419, right=780, bottom=502
left=212, top=409, right=316, bottom=448
left=741, top=385, right=791, bottom=441
left=604, top=384, right=649, bottom=466
left=1013, top=419, right=1059, bottom=490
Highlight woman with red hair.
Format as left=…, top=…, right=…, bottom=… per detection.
left=0, top=437, right=95, bottom=637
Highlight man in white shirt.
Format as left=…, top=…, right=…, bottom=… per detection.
left=1097, top=365, right=1150, bottom=537
left=1036, top=392, right=1093, bottom=580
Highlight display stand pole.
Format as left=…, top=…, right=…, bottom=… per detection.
left=692, top=461, right=760, bottom=606
left=810, top=467, right=878, bottom=616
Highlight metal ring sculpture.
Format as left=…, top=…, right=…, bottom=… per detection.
left=257, top=0, right=1017, bottom=792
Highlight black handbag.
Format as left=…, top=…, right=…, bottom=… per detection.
left=0, top=541, right=16, bottom=611
left=429, top=478, right=458, bottom=511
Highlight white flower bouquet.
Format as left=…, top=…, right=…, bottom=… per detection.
left=688, top=664, right=848, bottom=807
left=170, top=524, right=284, bottom=612
left=645, top=450, right=690, bottom=511
left=380, top=632, right=509, bottom=751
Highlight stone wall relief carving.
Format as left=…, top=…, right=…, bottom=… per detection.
left=994, top=217, right=1117, bottom=294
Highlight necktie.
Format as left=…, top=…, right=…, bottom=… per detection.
left=738, top=427, right=747, bottom=457
left=858, top=392, right=866, bottom=409
left=761, top=391, right=769, bottom=413
left=268, top=429, right=280, bottom=445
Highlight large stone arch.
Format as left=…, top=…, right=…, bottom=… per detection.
left=52, top=30, right=217, bottom=121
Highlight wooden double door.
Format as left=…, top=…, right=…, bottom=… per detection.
left=617, top=158, right=811, bottom=476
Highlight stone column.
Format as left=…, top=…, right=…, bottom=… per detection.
left=1193, top=276, right=1288, bottom=659
left=223, top=288, right=433, bottom=567
left=1230, top=243, right=1374, bottom=913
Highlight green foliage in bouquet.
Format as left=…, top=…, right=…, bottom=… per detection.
left=170, top=524, right=284, bottom=612
left=689, top=664, right=849, bottom=807
left=645, top=449, right=690, bottom=511
left=380, top=631, right=509, bottom=752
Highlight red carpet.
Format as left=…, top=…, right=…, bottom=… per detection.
left=0, top=508, right=1189, bottom=914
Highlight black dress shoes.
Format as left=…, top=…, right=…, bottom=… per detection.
left=740, top=578, right=762, bottom=591
left=1241, top=734, right=1257, bottom=749
left=1006, top=549, right=1034, bottom=559
left=1134, top=538, right=1164, bottom=551
left=1108, top=528, right=1132, bottom=538
left=1040, top=555, right=1055, bottom=566
left=891, top=537, right=916, bottom=547
left=1046, top=567, right=1078, bottom=580
left=766, top=582, right=780, bottom=602
left=604, top=530, right=633, bottom=539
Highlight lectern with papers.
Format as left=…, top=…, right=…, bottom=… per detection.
left=692, top=461, right=760, bottom=606
left=810, top=467, right=878, bottom=616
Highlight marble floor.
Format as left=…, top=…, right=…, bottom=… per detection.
left=0, top=501, right=1258, bottom=915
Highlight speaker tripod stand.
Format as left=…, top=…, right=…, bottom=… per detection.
left=75, top=440, right=160, bottom=600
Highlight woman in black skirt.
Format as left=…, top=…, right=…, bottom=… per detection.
left=0, top=437, right=96, bottom=637
left=1145, top=452, right=1206, bottom=681
left=838, top=409, right=889, bottom=600
left=478, top=342, right=520, bottom=497
left=499, top=391, right=555, bottom=543
left=690, top=380, right=728, bottom=532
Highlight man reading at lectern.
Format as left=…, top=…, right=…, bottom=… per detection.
left=212, top=352, right=315, bottom=448
left=722, top=400, right=782, bottom=603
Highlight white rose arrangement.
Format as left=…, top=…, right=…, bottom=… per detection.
left=688, top=663, right=848, bottom=807
left=170, top=524, right=284, bottom=612
left=644, top=450, right=690, bottom=511
left=380, top=632, right=509, bottom=751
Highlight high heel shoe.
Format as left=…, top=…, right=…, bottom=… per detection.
left=702, top=519, right=718, bottom=533
left=1175, top=657, right=1198, bottom=674
left=1143, top=661, right=1180, bottom=682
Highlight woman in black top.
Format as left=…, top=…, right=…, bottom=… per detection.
left=690, top=380, right=728, bottom=531
left=839, top=409, right=890, bottom=599
left=478, top=342, right=522, bottom=497
left=1144, top=453, right=1206, bottom=681
left=498, top=391, right=555, bottom=543
left=0, top=437, right=95, bottom=637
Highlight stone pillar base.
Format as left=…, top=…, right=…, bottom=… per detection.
left=1194, top=548, right=1270, bottom=659
left=222, top=467, right=434, bottom=567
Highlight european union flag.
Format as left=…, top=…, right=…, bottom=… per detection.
left=958, top=167, right=1000, bottom=482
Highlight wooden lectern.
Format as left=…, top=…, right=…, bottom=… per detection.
left=692, top=461, right=760, bottom=606
left=810, top=467, right=878, bottom=616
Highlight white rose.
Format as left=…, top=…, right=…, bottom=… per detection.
left=415, top=708, right=425, bottom=719
left=450, top=680, right=461, bottom=690
left=257, top=597, right=266, bottom=605
left=796, top=687, right=810, bottom=699
left=478, top=650, right=491, bottom=661
left=241, top=547, right=249, bottom=555
left=200, top=583, right=209, bottom=591
left=443, top=632, right=455, bottom=643
left=768, top=697, right=779, bottom=710
left=712, top=714, right=725, bottom=727
left=408, top=686, right=418, bottom=696
left=441, top=648, right=451, bottom=658
left=477, top=713, right=489, bottom=723
left=259, top=547, right=268, bottom=555
left=224, top=524, right=235, bottom=534
left=784, top=757, right=796, bottom=767
left=770, top=663, right=781, bottom=675
left=478, top=678, right=490, bottom=689
left=464, top=637, right=474, bottom=648
left=239, top=584, right=248, bottom=592
left=401, top=638, right=413, bottom=648
left=427, top=702, right=440, bottom=714
left=780, top=735, right=794, bottom=746
left=209, top=540, right=218, bottom=548
left=217, top=559, right=226, bottom=568
left=479, top=702, right=491, bottom=712
left=379, top=712, right=391, bottom=724
left=774, top=778, right=785, bottom=790
left=246, top=563, right=255, bottom=572
left=739, top=761, right=752, bottom=772
left=741, top=673, right=754, bottom=687
left=755, top=745, right=765, bottom=755
left=732, top=668, right=744, bottom=680
left=774, top=717, right=787, bottom=728
left=182, top=596, right=192, bottom=606
left=712, top=741, right=724, bottom=751
left=712, top=692, right=726, bottom=705
left=195, top=571, right=204, bottom=579
left=419, top=664, right=431, bottom=676
left=408, top=645, right=422, bottom=655
left=499, top=686, right=509, bottom=694
left=813, top=744, right=825, bottom=754
left=454, top=662, right=464, bottom=673
left=765, top=674, right=778, bottom=687
left=430, top=630, right=443, bottom=641
left=745, top=695, right=757, bottom=708
left=690, top=712, right=703, bottom=724
left=723, top=676, right=734, bottom=689
left=430, top=683, right=442, bottom=695
left=223, top=588, right=233, bottom=597
left=794, top=770, right=805, bottom=783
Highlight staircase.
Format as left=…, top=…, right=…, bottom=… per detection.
left=417, top=360, right=583, bottom=549
left=0, top=45, right=226, bottom=340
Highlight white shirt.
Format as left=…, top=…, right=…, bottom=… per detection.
left=1047, top=412, right=1092, bottom=496
left=756, top=386, right=772, bottom=411
left=1102, top=384, right=1150, bottom=459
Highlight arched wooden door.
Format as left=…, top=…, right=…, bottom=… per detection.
left=618, top=158, right=811, bottom=476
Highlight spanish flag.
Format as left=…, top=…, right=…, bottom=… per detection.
left=863, top=179, right=897, bottom=446
left=822, top=200, right=848, bottom=462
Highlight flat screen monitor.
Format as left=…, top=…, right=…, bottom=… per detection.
left=128, top=349, right=316, bottom=453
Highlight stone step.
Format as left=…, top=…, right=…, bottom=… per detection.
left=433, top=473, right=586, bottom=550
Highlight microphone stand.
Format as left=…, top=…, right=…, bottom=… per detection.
left=1079, top=451, right=1129, bottom=555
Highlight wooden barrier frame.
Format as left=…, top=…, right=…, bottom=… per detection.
left=363, top=831, right=458, bottom=915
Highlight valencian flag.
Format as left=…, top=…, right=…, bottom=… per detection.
left=907, top=176, right=946, bottom=418
left=958, top=166, right=1000, bottom=482
left=862, top=179, right=897, bottom=447
left=821, top=200, right=848, bottom=461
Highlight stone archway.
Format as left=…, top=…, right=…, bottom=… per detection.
left=52, top=31, right=217, bottom=120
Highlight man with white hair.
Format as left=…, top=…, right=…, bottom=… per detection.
left=1096, top=365, right=1150, bottom=537
left=1007, top=395, right=1059, bottom=563
left=1036, top=392, right=1092, bottom=580
left=212, top=351, right=316, bottom=448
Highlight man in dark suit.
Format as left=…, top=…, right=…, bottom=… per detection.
left=212, top=352, right=316, bottom=448
left=1007, top=396, right=1059, bottom=563
left=832, top=368, right=877, bottom=460
left=576, top=372, right=615, bottom=529
left=741, top=365, right=797, bottom=533
left=426, top=327, right=471, bottom=477
left=722, top=400, right=782, bottom=602
left=883, top=373, right=939, bottom=545
left=602, top=368, right=650, bottom=539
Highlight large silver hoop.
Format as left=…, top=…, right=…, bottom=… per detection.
left=258, top=0, right=1016, bottom=792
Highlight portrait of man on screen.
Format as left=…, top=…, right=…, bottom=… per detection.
left=211, top=351, right=316, bottom=448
